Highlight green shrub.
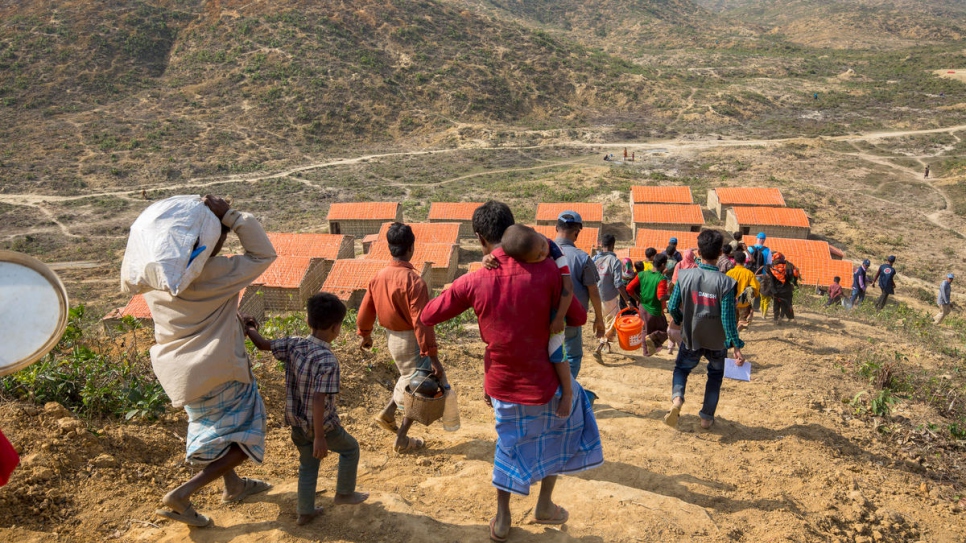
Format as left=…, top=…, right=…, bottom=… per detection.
left=0, top=306, right=168, bottom=420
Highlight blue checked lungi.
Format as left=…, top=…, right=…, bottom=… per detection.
left=184, top=380, right=266, bottom=466
left=491, top=378, right=603, bottom=495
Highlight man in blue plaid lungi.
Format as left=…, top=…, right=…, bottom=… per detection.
left=142, top=196, right=277, bottom=527
left=422, top=201, right=603, bottom=542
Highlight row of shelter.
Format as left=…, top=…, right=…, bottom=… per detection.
left=105, top=185, right=843, bottom=328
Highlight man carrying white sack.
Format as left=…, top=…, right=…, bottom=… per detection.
left=144, top=195, right=277, bottom=527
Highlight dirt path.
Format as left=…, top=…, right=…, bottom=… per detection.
left=3, top=307, right=962, bottom=542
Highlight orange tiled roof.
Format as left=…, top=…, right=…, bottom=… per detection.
left=253, top=256, right=315, bottom=289
left=731, top=206, right=809, bottom=228
left=322, top=259, right=390, bottom=291
left=535, top=203, right=604, bottom=223
left=376, top=222, right=461, bottom=245
left=632, top=204, right=704, bottom=225
left=530, top=225, right=599, bottom=255
left=362, top=234, right=379, bottom=244
left=327, top=202, right=400, bottom=221
left=367, top=242, right=456, bottom=268
left=635, top=229, right=700, bottom=249
left=714, top=187, right=785, bottom=206
left=467, top=262, right=484, bottom=274
left=630, top=186, right=693, bottom=204
left=792, top=257, right=854, bottom=289
left=768, top=238, right=838, bottom=262
left=119, top=294, right=152, bottom=319
left=322, top=259, right=429, bottom=294
left=266, top=232, right=348, bottom=259
left=428, top=202, right=483, bottom=221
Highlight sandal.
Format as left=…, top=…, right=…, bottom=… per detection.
left=156, top=504, right=212, bottom=527
left=532, top=505, right=569, bottom=525
left=663, top=404, right=682, bottom=428
left=393, top=436, right=424, bottom=454
left=223, top=477, right=272, bottom=503
left=373, top=416, right=399, bottom=434
left=489, top=517, right=508, bottom=542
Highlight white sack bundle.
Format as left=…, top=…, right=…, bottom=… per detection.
left=121, top=195, right=222, bottom=296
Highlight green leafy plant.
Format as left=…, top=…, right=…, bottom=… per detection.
left=0, top=305, right=168, bottom=420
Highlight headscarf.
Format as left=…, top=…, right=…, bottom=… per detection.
left=672, top=248, right=698, bottom=284
left=770, top=252, right=788, bottom=284
left=621, top=258, right=635, bottom=283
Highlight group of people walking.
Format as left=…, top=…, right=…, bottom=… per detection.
left=137, top=195, right=954, bottom=540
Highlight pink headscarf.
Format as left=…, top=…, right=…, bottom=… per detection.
left=671, top=248, right=698, bottom=284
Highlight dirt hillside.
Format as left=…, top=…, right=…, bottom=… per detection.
left=1, top=300, right=964, bottom=542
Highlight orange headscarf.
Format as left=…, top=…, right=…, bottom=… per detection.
left=770, top=252, right=788, bottom=284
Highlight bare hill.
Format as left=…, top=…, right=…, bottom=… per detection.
left=693, top=0, right=966, bottom=48
left=455, top=0, right=760, bottom=52
left=0, top=0, right=654, bottom=195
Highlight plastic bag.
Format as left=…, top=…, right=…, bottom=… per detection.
left=0, top=429, right=18, bottom=487
left=121, top=195, right=222, bottom=296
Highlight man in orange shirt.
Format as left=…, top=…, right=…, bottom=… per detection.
left=358, top=223, right=445, bottom=453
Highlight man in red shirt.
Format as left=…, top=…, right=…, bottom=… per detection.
left=422, top=201, right=603, bottom=542
left=358, top=223, right=445, bottom=453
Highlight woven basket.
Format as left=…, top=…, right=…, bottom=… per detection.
left=402, top=386, right=446, bottom=426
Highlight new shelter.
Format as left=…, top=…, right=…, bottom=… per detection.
left=428, top=202, right=482, bottom=238
left=632, top=204, right=704, bottom=240
left=707, top=187, right=785, bottom=219
left=326, top=202, right=402, bottom=238
left=725, top=206, right=810, bottom=240
left=322, top=259, right=431, bottom=310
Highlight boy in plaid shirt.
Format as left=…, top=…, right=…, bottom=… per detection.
left=244, top=293, right=368, bottom=525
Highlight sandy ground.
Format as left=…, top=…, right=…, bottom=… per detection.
left=1, top=301, right=964, bottom=543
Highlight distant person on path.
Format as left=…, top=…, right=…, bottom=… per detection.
left=420, top=201, right=603, bottom=542
left=627, top=253, right=671, bottom=355
left=825, top=276, right=844, bottom=308
left=620, top=258, right=637, bottom=309
left=146, top=195, right=277, bottom=527
left=762, top=252, right=799, bottom=321
left=244, top=294, right=368, bottom=525
left=935, top=273, right=955, bottom=324
left=671, top=248, right=699, bottom=284
left=663, top=230, right=745, bottom=430
left=727, top=251, right=759, bottom=330
left=717, top=244, right=734, bottom=273
left=729, top=232, right=742, bottom=252
left=871, top=256, right=898, bottom=310
left=850, top=259, right=871, bottom=308
left=358, top=222, right=447, bottom=453
left=924, top=165, right=930, bottom=179
left=592, top=234, right=630, bottom=353
left=643, top=247, right=658, bottom=271
left=665, top=237, right=683, bottom=263
left=748, top=232, right=773, bottom=316
left=555, top=211, right=605, bottom=396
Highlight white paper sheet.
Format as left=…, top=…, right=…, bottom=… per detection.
left=724, top=358, right=751, bottom=382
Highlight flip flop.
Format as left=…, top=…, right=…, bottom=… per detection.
left=532, top=505, right=569, bottom=525
left=489, top=517, right=508, bottom=542
left=373, top=416, right=399, bottom=434
left=156, top=505, right=212, bottom=527
left=393, top=436, right=424, bottom=454
left=222, top=477, right=272, bottom=503
left=663, top=404, right=682, bottom=428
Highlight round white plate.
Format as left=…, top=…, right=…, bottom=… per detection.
left=0, top=250, right=69, bottom=377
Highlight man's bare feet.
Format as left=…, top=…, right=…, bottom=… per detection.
left=161, top=489, right=191, bottom=514
left=490, top=512, right=510, bottom=541
left=333, top=491, right=369, bottom=505
left=296, top=507, right=324, bottom=526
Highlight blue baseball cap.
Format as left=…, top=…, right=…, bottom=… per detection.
left=948, top=273, right=955, bottom=279
left=863, top=259, right=871, bottom=267
left=669, top=237, right=678, bottom=244
left=887, top=255, right=896, bottom=263
left=557, top=210, right=583, bottom=224
left=757, top=232, right=766, bottom=239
